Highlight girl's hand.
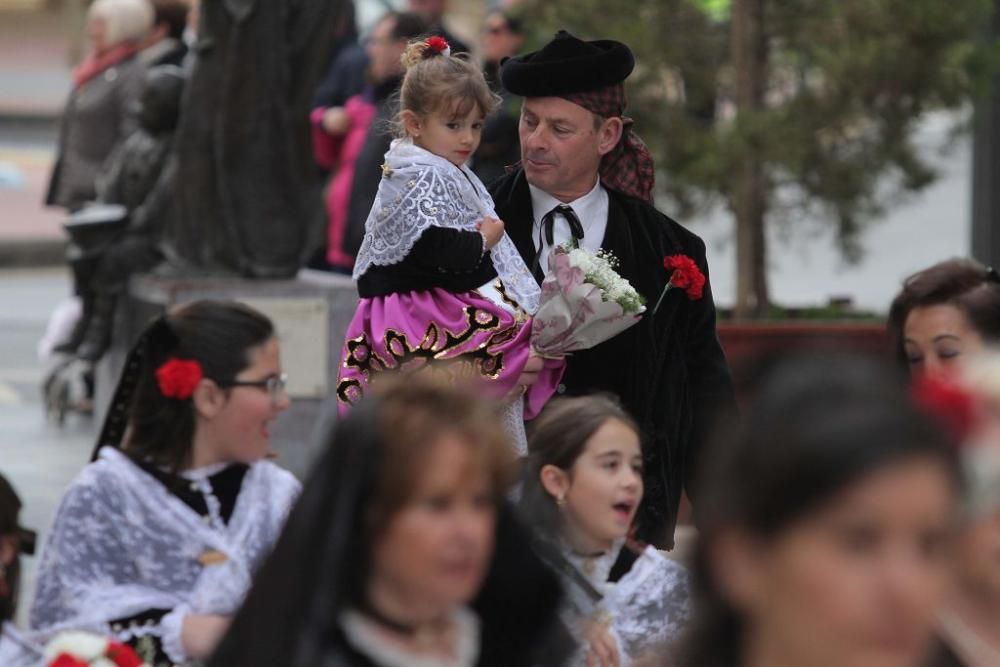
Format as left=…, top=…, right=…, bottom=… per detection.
left=582, top=617, right=620, bottom=667
left=181, top=613, right=232, bottom=659
left=477, top=217, right=505, bottom=250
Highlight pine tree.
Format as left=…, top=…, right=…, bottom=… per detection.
left=517, top=0, right=995, bottom=317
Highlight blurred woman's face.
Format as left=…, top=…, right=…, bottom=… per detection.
left=87, top=17, right=108, bottom=55
left=545, top=418, right=643, bottom=553
left=723, top=458, right=957, bottom=667
left=370, top=434, right=496, bottom=616
left=903, top=304, right=984, bottom=376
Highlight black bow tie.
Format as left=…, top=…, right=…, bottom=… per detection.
left=541, top=204, right=585, bottom=245
left=532, top=204, right=584, bottom=282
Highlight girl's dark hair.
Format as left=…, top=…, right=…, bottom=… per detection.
left=887, top=257, right=1000, bottom=368
left=677, top=353, right=961, bottom=667
left=95, top=300, right=274, bottom=470
left=210, top=377, right=567, bottom=667
left=520, top=394, right=639, bottom=537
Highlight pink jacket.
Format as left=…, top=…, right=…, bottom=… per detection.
left=311, top=94, right=377, bottom=269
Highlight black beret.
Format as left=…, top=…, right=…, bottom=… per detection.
left=501, top=30, right=635, bottom=97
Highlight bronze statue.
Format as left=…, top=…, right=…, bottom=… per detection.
left=166, top=0, right=347, bottom=277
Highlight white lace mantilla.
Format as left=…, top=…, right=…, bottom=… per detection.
left=353, top=139, right=541, bottom=314
left=0, top=623, right=43, bottom=666
left=28, top=447, right=300, bottom=664
left=561, top=544, right=692, bottom=666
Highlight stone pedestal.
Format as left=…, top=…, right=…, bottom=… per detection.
left=95, top=269, right=358, bottom=479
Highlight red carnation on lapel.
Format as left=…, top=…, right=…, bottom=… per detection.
left=425, top=36, right=450, bottom=55
left=663, top=255, right=705, bottom=300
left=652, top=254, right=705, bottom=315
left=155, top=358, right=203, bottom=399
left=49, top=655, right=89, bottom=667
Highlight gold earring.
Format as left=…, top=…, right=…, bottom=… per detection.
left=556, top=496, right=566, bottom=507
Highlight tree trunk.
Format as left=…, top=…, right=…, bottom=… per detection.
left=972, top=0, right=1000, bottom=267
left=730, top=0, right=770, bottom=319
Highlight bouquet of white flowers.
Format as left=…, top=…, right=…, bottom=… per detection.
left=531, top=244, right=645, bottom=357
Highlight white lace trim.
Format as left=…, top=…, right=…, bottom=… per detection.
left=28, top=447, right=300, bottom=661
left=353, top=139, right=540, bottom=314
left=0, top=623, right=43, bottom=667
left=341, top=607, right=480, bottom=667
left=560, top=544, right=691, bottom=666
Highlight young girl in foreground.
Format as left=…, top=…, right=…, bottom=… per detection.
left=336, top=37, right=560, bottom=450
left=521, top=395, right=692, bottom=666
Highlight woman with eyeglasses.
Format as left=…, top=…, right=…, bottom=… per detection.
left=26, top=300, right=299, bottom=665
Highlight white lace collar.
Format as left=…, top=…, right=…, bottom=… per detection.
left=340, top=606, right=480, bottom=667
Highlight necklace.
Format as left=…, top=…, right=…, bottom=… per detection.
left=359, top=602, right=451, bottom=643
left=939, top=609, right=1000, bottom=666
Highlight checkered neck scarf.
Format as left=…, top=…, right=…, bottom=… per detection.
left=562, top=84, right=655, bottom=203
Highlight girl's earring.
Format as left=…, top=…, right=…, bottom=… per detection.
left=556, top=495, right=567, bottom=508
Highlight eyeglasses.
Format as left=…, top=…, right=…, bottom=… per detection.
left=219, top=373, right=288, bottom=402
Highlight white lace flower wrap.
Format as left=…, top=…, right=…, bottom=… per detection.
left=28, top=448, right=300, bottom=664
left=352, top=139, right=540, bottom=314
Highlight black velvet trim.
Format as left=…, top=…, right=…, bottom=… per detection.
left=501, top=30, right=634, bottom=97
left=608, top=544, right=641, bottom=583
left=137, top=461, right=248, bottom=524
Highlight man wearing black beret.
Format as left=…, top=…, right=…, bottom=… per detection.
left=491, top=30, right=737, bottom=549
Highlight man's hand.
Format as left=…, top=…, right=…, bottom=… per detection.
left=321, top=107, right=349, bottom=135
left=506, top=350, right=544, bottom=401
left=477, top=217, right=505, bottom=250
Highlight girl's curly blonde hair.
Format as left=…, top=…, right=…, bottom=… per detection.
left=393, top=38, right=501, bottom=138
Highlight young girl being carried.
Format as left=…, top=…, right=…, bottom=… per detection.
left=336, top=36, right=562, bottom=450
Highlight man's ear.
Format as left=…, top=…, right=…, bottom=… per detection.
left=191, top=379, right=225, bottom=420
left=597, top=116, right=624, bottom=156
left=401, top=109, right=422, bottom=137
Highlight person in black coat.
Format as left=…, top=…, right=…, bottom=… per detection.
left=488, top=30, right=737, bottom=549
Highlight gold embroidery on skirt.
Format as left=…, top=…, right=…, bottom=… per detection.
left=336, top=305, right=519, bottom=405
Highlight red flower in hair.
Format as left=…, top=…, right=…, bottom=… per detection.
left=106, top=642, right=145, bottom=667
left=912, top=373, right=977, bottom=443
left=155, top=358, right=203, bottom=399
left=425, top=35, right=450, bottom=55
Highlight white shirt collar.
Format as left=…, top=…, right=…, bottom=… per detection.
left=528, top=177, right=605, bottom=225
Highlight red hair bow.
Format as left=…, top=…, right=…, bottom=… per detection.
left=425, top=36, right=450, bottom=55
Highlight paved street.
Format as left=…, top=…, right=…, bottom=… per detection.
left=0, top=267, right=93, bottom=623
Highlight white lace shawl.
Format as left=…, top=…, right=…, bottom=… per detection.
left=352, top=139, right=541, bottom=314
left=0, top=623, right=43, bottom=666
left=28, top=447, right=300, bottom=664
left=562, top=544, right=691, bottom=666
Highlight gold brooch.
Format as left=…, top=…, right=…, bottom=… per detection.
left=380, top=162, right=394, bottom=178
left=197, top=549, right=228, bottom=566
